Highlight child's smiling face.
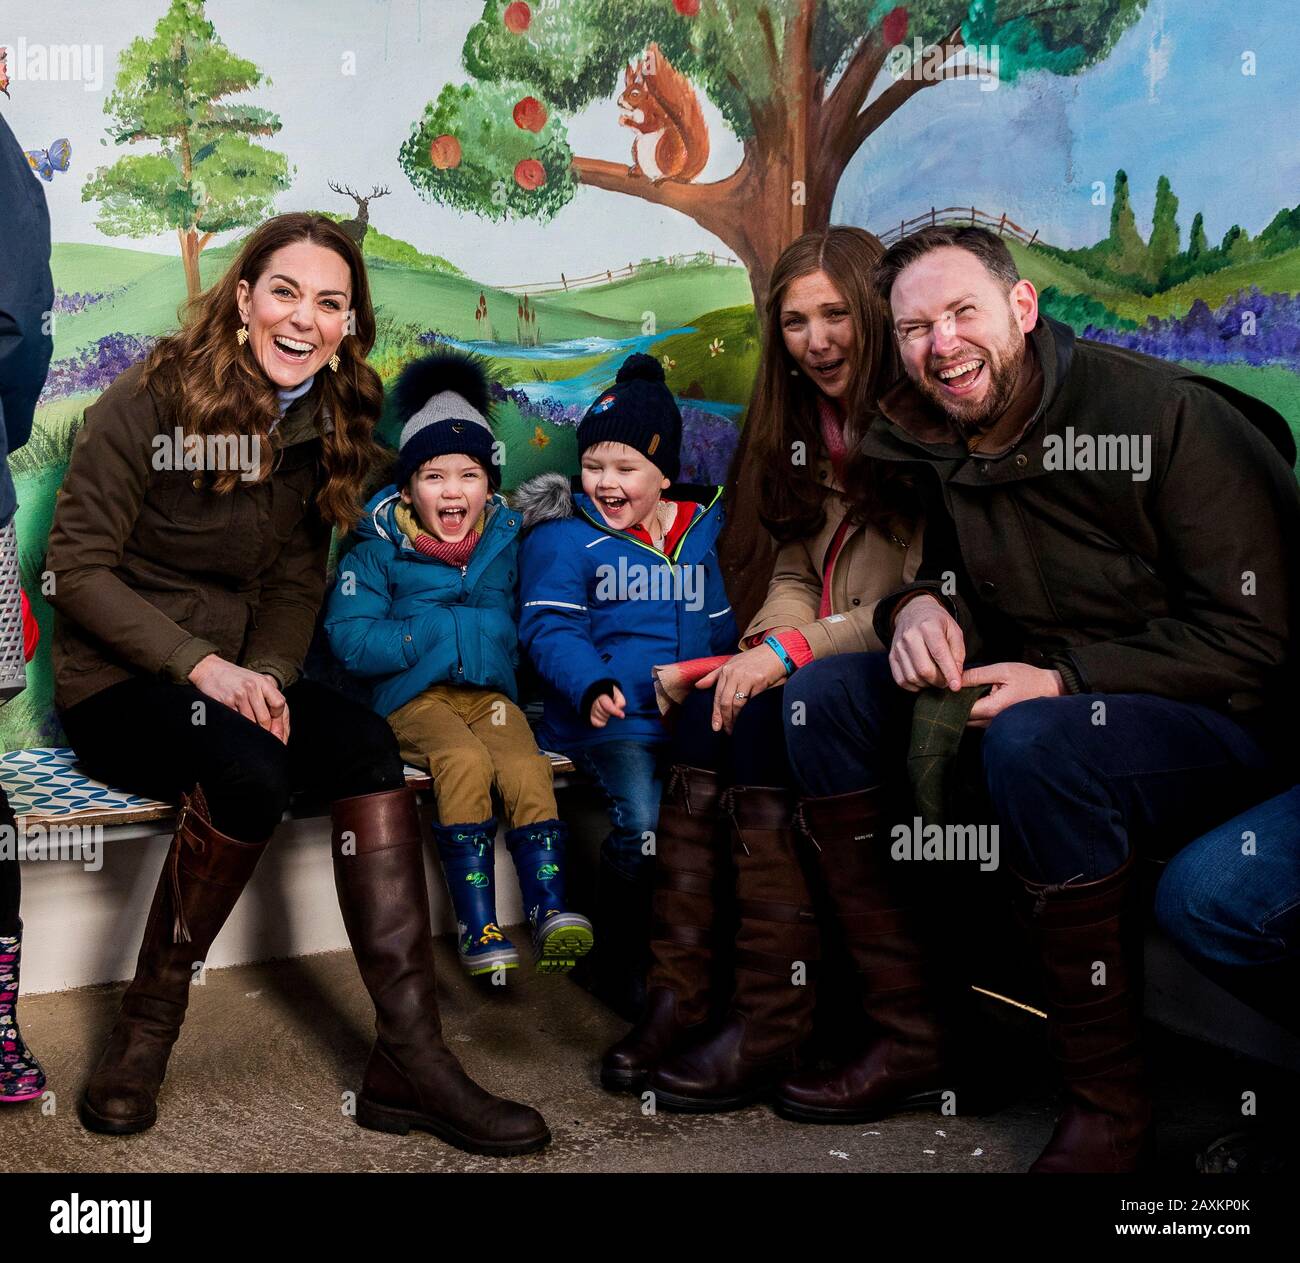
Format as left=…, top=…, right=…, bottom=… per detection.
left=580, top=441, right=670, bottom=532
left=401, top=454, right=490, bottom=542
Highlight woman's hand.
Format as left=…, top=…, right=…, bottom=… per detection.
left=589, top=686, right=627, bottom=729
left=189, top=655, right=291, bottom=744
left=699, top=644, right=788, bottom=735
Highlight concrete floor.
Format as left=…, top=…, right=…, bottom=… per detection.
left=5, top=931, right=1290, bottom=1174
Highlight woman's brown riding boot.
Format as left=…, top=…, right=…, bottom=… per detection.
left=80, top=786, right=267, bottom=1134
left=648, top=785, right=819, bottom=1112
left=601, top=765, right=727, bottom=1092
left=1012, top=852, right=1151, bottom=1173
left=775, top=787, right=953, bottom=1123
left=331, top=786, right=550, bottom=1156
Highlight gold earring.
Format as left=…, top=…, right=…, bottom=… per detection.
left=328, top=353, right=341, bottom=372
left=236, top=326, right=248, bottom=346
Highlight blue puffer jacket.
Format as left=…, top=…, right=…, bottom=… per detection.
left=514, top=473, right=737, bottom=752
left=325, top=485, right=522, bottom=718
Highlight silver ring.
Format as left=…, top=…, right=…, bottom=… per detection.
left=733, top=690, right=748, bottom=701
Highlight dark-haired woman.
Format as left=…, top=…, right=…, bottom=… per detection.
left=601, top=226, right=922, bottom=1112
left=46, top=213, right=548, bottom=1154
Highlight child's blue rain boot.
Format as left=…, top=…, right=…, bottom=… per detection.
left=505, top=820, right=595, bottom=975
left=432, top=819, right=520, bottom=978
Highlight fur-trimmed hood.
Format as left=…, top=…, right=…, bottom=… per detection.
left=512, top=471, right=574, bottom=530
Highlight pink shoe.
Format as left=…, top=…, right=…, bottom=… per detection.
left=0, top=922, right=46, bottom=1104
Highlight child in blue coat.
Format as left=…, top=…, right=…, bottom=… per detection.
left=514, top=353, right=736, bottom=1013
left=326, top=353, right=593, bottom=978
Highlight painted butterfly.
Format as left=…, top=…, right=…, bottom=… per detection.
left=26, top=138, right=71, bottom=182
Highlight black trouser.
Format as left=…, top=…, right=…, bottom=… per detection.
left=59, top=677, right=405, bottom=842
left=669, top=686, right=793, bottom=787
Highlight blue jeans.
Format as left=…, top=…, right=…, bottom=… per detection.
left=569, top=741, right=666, bottom=881
left=1156, top=784, right=1300, bottom=971
left=783, top=652, right=1282, bottom=883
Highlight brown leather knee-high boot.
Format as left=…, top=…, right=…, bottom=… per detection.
left=1012, top=852, right=1151, bottom=1173
left=601, top=765, right=728, bottom=1092
left=775, top=787, right=952, bottom=1122
left=80, top=786, right=266, bottom=1135
left=648, top=785, right=819, bottom=1112
left=331, top=787, right=550, bottom=1156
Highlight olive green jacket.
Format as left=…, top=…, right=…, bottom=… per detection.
left=866, top=316, right=1299, bottom=724
left=46, top=360, right=333, bottom=710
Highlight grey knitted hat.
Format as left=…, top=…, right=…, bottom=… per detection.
left=391, top=352, right=498, bottom=488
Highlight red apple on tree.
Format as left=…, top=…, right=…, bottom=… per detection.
left=503, top=2, right=531, bottom=34
left=882, top=6, right=908, bottom=47
left=673, top=0, right=700, bottom=16
left=429, top=134, right=462, bottom=169
left=513, top=158, right=546, bottom=190
left=513, top=96, right=548, bottom=132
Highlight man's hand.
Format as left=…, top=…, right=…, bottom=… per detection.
left=589, top=686, right=627, bottom=729
left=260, top=675, right=291, bottom=744
left=889, top=595, right=966, bottom=692
left=189, top=655, right=290, bottom=743
left=963, top=662, right=1065, bottom=728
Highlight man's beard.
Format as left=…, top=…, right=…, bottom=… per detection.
left=912, top=317, right=1026, bottom=433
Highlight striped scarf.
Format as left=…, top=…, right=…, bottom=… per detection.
left=395, top=501, right=485, bottom=566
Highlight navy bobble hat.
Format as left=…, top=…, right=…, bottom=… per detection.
left=391, top=351, right=499, bottom=489
left=576, top=353, right=682, bottom=481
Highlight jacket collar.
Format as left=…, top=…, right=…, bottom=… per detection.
left=273, top=376, right=332, bottom=448
left=570, top=482, right=723, bottom=556
left=368, top=489, right=510, bottom=551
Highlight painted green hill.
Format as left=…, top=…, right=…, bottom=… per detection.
left=49, top=239, right=754, bottom=361
left=307, top=211, right=463, bottom=275
left=534, top=262, right=753, bottom=324
left=1010, top=239, right=1300, bottom=322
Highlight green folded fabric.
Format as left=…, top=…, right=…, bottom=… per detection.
left=908, top=684, right=992, bottom=828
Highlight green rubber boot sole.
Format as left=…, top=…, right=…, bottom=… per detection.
left=534, top=922, right=595, bottom=975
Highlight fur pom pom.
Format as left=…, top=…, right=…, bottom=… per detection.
left=391, top=351, right=493, bottom=424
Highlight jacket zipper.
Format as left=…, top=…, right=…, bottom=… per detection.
left=457, top=563, right=467, bottom=675
left=392, top=498, right=514, bottom=675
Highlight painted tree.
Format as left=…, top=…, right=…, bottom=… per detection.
left=1147, top=173, right=1180, bottom=275
left=1106, top=168, right=1146, bottom=272
left=400, top=0, right=1150, bottom=305
left=83, top=0, right=292, bottom=301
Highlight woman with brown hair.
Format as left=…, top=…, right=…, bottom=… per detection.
left=600, top=226, right=923, bottom=1113
left=46, top=212, right=548, bottom=1155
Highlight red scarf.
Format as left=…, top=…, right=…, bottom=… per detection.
left=395, top=501, right=483, bottom=566
left=818, top=394, right=848, bottom=478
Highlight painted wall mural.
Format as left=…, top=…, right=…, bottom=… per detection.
left=2, top=0, right=1295, bottom=750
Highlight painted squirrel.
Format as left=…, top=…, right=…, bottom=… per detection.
left=617, top=43, right=710, bottom=183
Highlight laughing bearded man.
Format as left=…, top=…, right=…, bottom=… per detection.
left=769, top=225, right=1299, bottom=1172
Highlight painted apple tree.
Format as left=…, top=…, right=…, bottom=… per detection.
left=399, top=0, right=1149, bottom=306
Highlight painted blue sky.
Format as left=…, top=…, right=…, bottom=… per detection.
left=841, top=0, right=1297, bottom=250
left=3, top=0, right=1295, bottom=283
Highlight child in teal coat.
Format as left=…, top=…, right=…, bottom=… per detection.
left=326, top=353, right=593, bottom=978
